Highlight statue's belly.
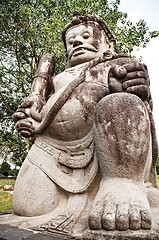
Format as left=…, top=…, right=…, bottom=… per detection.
left=43, top=96, right=94, bottom=141
left=41, top=80, right=108, bottom=141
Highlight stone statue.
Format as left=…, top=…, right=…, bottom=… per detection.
left=11, top=12, right=159, bottom=237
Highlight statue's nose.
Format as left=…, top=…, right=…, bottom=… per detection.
left=73, top=36, right=83, bottom=47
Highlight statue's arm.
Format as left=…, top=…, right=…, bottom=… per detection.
left=12, top=54, right=55, bottom=137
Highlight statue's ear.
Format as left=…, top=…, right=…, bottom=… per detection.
left=109, top=39, right=116, bottom=51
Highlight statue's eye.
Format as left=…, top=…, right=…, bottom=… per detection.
left=83, top=32, right=90, bottom=39
left=68, top=37, right=74, bottom=44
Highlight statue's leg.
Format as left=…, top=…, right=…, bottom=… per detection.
left=13, top=156, right=60, bottom=217
left=89, top=93, right=152, bottom=230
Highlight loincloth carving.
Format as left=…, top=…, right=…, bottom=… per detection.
left=28, top=131, right=98, bottom=193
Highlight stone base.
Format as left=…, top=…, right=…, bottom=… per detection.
left=0, top=223, right=159, bottom=240
left=83, top=229, right=159, bottom=240
left=0, top=224, right=73, bottom=240
left=0, top=207, right=159, bottom=240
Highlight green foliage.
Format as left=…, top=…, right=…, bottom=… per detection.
left=0, top=127, right=28, bottom=167
left=8, top=169, right=19, bottom=177
left=0, top=162, right=11, bottom=176
left=0, top=0, right=158, bottom=167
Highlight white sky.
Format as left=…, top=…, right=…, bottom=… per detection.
left=118, top=0, right=159, bottom=140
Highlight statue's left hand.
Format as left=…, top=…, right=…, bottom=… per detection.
left=122, top=62, right=150, bottom=101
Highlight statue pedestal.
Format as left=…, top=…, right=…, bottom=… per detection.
left=0, top=224, right=71, bottom=240
left=0, top=223, right=159, bottom=240
left=0, top=207, right=159, bottom=240
left=83, top=229, right=159, bottom=240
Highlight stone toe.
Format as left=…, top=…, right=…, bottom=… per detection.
left=88, top=200, right=104, bottom=230
left=129, top=205, right=141, bottom=230
left=102, top=203, right=116, bottom=230
left=141, top=209, right=152, bottom=229
left=115, top=204, right=129, bottom=230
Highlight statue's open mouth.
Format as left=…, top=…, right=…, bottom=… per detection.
left=73, top=47, right=86, bottom=56
left=70, top=45, right=98, bottom=58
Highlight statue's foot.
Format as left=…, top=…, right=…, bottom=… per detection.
left=88, top=179, right=152, bottom=231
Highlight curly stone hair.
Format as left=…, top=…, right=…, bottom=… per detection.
left=62, top=11, right=117, bottom=50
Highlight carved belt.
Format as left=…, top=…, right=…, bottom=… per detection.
left=34, top=131, right=94, bottom=169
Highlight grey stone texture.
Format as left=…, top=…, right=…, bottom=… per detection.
left=10, top=11, right=159, bottom=239
left=0, top=224, right=73, bottom=240
left=0, top=223, right=159, bottom=240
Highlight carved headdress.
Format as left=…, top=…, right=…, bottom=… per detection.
left=62, top=11, right=116, bottom=49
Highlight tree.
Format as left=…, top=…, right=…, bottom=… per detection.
left=0, top=161, right=11, bottom=177
left=0, top=0, right=158, bottom=167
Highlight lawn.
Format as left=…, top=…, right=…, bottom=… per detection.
left=0, top=191, right=13, bottom=212
left=0, top=178, right=15, bottom=212
left=0, top=178, right=16, bottom=189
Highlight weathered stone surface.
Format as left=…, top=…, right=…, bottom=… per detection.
left=0, top=224, right=73, bottom=240
left=0, top=222, right=159, bottom=240
left=83, top=229, right=159, bottom=240
left=11, top=11, right=159, bottom=238
left=0, top=207, right=159, bottom=239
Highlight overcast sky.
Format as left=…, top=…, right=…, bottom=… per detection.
left=118, top=0, right=159, bottom=139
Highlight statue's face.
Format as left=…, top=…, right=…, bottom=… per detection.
left=65, top=23, right=114, bottom=67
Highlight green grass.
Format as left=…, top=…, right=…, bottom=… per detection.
left=0, top=178, right=15, bottom=189
left=0, top=179, right=15, bottom=212
left=0, top=191, right=13, bottom=212
left=157, top=175, right=159, bottom=186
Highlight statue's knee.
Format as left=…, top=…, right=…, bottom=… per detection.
left=94, top=93, right=147, bottom=124
left=94, top=93, right=150, bottom=177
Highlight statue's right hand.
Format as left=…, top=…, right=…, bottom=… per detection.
left=20, top=95, right=45, bottom=114
left=13, top=95, right=45, bottom=123
left=12, top=95, right=45, bottom=137
left=21, top=96, right=45, bottom=121
left=12, top=108, right=28, bottom=122
left=12, top=106, right=36, bottom=137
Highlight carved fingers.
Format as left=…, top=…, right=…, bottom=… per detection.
left=12, top=108, right=28, bottom=122
left=123, top=62, right=150, bottom=101
left=108, top=62, right=150, bottom=101
left=21, top=96, right=45, bottom=121
left=108, top=65, right=127, bottom=93
left=15, top=118, right=35, bottom=138
left=12, top=95, right=45, bottom=137
left=12, top=95, right=44, bottom=123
